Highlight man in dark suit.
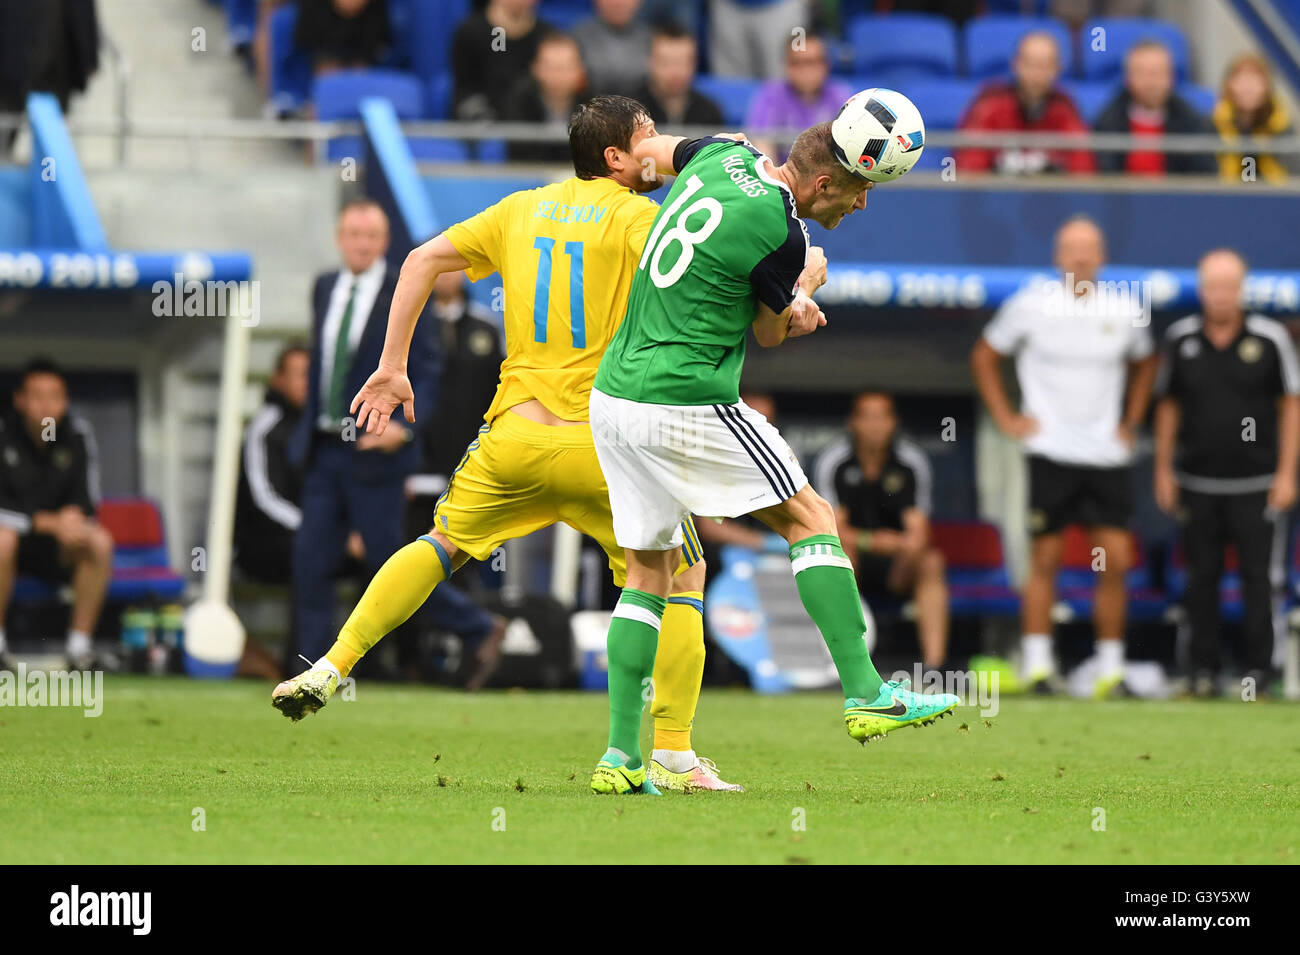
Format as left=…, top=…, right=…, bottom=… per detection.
left=289, top=198, right=440, bottom=663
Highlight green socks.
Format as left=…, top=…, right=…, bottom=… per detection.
left=790, top=534, right=884, bottom=701
left=606, top=588, right=665, bottom=769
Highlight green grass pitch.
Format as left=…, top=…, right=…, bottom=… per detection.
left=2, top=676, right=1297, bottom=864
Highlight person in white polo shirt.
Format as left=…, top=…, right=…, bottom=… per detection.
left=971, top=215, right=1158, bottom=696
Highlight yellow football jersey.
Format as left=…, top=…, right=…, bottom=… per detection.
left=443, top=176, right=658, bottom=423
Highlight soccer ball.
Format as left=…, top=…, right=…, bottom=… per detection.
left=830, top=88, right=925, bottom=183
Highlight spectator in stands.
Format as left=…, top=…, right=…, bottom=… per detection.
left=708, top=0, right=810, bottom=80
left=288, top=199, right=440, bottom=664
left=1213, top=53, right=1295, bottom=184
left=814, top=391, right=949, bottom=671
left=452, top=0, right=552, bottom=121
left=0, top=359, right=112, bottom=671
left=254, top=1, right=292, bottom=103
left=1093, top=40, right=1216, bottom=176
left=970, top=215, right=1156, bottom=696
left=633, top=23, right=724, bottom=128
left=293, top=0, right=390, bottom=76
left=745, top=35, right=850, bottom=161
left=1153, top=248, right=1300, bottom=698
left=503, top=30, right=588, bottom=164
left=236, top=343, right=313, bottom=585
left=574, top=0, right=653, bottom=98
left=1050, top=0, right=1156, bottom=28
left=956, top=31, right=1096, bottom=176
left=0, top=0, right=99, bottom=152
left=403, top=270, right=507, bottom=690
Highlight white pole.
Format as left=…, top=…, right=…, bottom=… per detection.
left=204, top=307, right=251, bottom=603
left=183, top=303, right=249, bottom=674
left=550, top=523, right=582, bottom=608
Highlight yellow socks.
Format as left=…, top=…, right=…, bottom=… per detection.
left=324, top=535, right=452, bottom=679
left=650, top=591, right=705, bottom=753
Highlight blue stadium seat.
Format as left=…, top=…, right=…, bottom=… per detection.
left=1079, top=18, right=1189, bottom=82
left=313, top=69, right=425, bottom=161
left=538, top=1, right=593, bottom=31
left=847, top=14, right=959, bottom=77
left=905, top=77, right=983, bottom=129
left=849, top=69, right=944, bottom=95
left=693, top=75, right=761, bottom=127
left=1057, top=79, right=1120, bottom=125
left=964, top=15, right=1075, bottom=79
left=268, top=4, right=312, bottom=113
left=223, top=0, right=257, bottom=48
left=426, top=72, right=453, bottom=119
left=386, top=0, right=416, bottom=70
left=410, top=0, right=469, bottom=82
left=406, top=139, right=472, bottom=162
left=1178, top=82, right=1216, bottom=117
left=930, top=521, right=1021, bottom=618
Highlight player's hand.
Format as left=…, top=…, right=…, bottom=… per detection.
left=1268, top=469, right=1297, bottom=513
left=997, top=413, right=1039, bottom=440
left=1116, top=423, right=1137, bottom=451
left=351, top=364, right=415, bottom=436
left=346, top=531, right=366, bottom=561
left=786, top=292, right=826, bottom=338
left=1154, top=464, right=1179, bottom=515
left=800, top=246, right=828, bottom=294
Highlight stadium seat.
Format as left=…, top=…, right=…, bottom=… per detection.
left=14, top=498, right=187, bottom=604
left=906, top=77, right=984, bottom=129
left=848, top=69, right=944, bottom=95
left=426, top=72, right=453, bottom=119
left=963, top=15, right=1075, bottom=79
left=1057, top=526, right=1167, bottom=621
left=223, top=0, right=257, bottom=48
left=268, top=4, right=312, bottom=114
left=1178, top=82, right=1217, bottom=116
left=846, top=14, right=959, bottom=77
left=929, top=521, right=1020, bottom=617
left=386, top=0, right=416, bottom=70
left=1057, top=79, right=1120, bottom=125
left=410, top=0, right=470, bottom=82
left=538, top=1, right=592, bottom=31
left=1079, top=18, right=1189, bottom=82
left=97, top=498, right=187, bottom=602
left=313, top=69, right=425, bottom=161
left=693, top=75, right=762, bottom=127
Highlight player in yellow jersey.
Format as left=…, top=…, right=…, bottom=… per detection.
left=272, top=96, right=740, bottom=794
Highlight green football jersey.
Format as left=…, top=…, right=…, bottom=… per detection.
left=594, top=137, right=810, bottom=406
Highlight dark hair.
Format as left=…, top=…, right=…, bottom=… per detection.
left=787, top=122, right=860, bottom=190
left=19, top=357, right=65, bottom=388
left=275, top=342, right=310, bottom=374
left=536, top=27, right=580, bottom=52
left=568, top=95, right=652, bottom=180
left=339, top=197, right=386, bottom=222
left=851, top=389, right=895, bottom=414
left=652, top=22, right=693, bottom=44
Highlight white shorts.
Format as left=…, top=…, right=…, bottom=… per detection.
left=590, top=387, right=809, bottom=551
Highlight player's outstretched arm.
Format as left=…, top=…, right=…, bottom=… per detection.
left=632, top=134, right=688, bottom=178
left=351, top=234, right=469, bottom=435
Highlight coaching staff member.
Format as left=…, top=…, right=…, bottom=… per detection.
left=0, top=359, right=112, bottom=670
left=1154, top=248, right=1300, bottom=697
left=289, top=199, right=440, bottom=662
left=972, top=215, right=1157, bottom=696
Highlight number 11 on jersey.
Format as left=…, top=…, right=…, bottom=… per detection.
left=532, top=237, right=586, bottom=348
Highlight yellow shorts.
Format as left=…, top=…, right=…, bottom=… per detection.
left=432, top=410, right=701, bottom=587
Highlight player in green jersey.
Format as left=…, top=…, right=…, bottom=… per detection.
left=587, top=125, right=960, bottom=790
